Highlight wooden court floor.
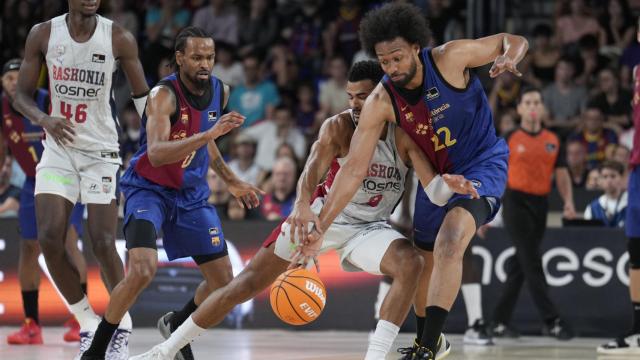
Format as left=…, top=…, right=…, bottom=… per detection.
left=0, top=326, right=626, bottom=359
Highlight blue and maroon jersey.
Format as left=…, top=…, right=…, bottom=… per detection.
left=382, top=48, right=508, bottom=175
left=121, top=73, right=223, bottom=208
left=1, top=90, right=47, bottom=177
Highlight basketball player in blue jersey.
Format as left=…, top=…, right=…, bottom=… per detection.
left=79, top=27, right=262, bottom=360
left=1, top=58, right=86, bottom=345
left=14, top=0, right=150, bottom=357
left=296, top=3, right=529, bottom=359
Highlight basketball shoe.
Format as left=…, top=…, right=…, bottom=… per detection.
left=63, top=317, right=81, bottom=342
left=463, top=319, right=493, bottom=345
left=397, top=333, right=451, bottom=360
left=129, top=345, right=172, bottom=360
left=597, top=333, right=640, bottom=355
left=157, top=312, right=194, bottom=360
left=73, top=331, right=95, bottom=360
left=105, top=329, right=131, bottom=360
left=6, top=318, right=43, bottom=345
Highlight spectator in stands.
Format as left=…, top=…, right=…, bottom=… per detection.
left=294, top=82, right=319, bottom=136
left=2, top=0, right=39, bottom=60
left=522, top=24, right=561, bottom=88
left=489, top=72, right=523, bottom=115
left=566, top=139, right=589, bottom=188
left=619, top=17, right=640, bottom=89
left=542, top=57, right=587, bottom=134
left=584, top=160, right=628, bottom=227
left=260, top=156, right=297, bottom=221
left=238, top=0, right=279, bottom=57
left=607, top=143, right=632, bottom=187
left=497, top=110, right=518, bottom=136
left=192, top=0, right=239, bottom=45
left=105, top=0, right=139, bottom=37
left=119, top=102, right=142, bottom=169
left=425, top=0, right=464, bottom=45
left=283, top=0, right=326, bottom=79
left=242, top=104, right=307, bottom=171
left=586, top=168, right=601, bottom=190
left=323, top=0, right=363, bottom=64
left=0, top=157, right=20, bottom=216
left=228, top=134, right=266, bottom=187
left=228, top=53, right=280, bottom=127
left=207, top=168, right=230, bottom=219
left=599, top=0, right=636, bottom=56
left=555, top=0, right=605, bottom=52
left=591, top=67, right=632, bottom=130
left=491, top=87, right=574, bottom=340
left=569, top=105, right=619, bottom=168
left=157, top=56, right=173, bottom=81
left=575, top=35, right=610, bottom=89
left=212, top=41, right=244, bottom=87
left=143, top=0, right=190, bottom=78
left=266, top=43, right=300, bottom=105
left=316, top=56, right=350, bottom=124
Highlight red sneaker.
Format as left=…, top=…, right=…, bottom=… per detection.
left=63, top=317, right=80, bottom=342
left=6, top=318, right=43, bottom=345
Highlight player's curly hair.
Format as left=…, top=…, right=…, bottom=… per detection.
left=348, top=60, right=384, bottom=84
left=359, top=3, right=431, bottom=58
left=171, top=26, right=211, bottom=68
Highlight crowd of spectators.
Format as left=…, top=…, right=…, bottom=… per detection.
left=0, top=0, right=637, bottom=225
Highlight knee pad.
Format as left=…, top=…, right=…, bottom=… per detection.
left=629, top=238, right=640, bottom=269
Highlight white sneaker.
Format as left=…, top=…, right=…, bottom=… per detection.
left=106, top=329, right=130, bottom=360
left=130, top=345, right=173, bottom=360
left=436, top=333, right=451, bottom=360
left=463, top=319, right=493, bottom=346
left=73, top=331, right=94, bottom=360
left=597, top=333, right=640, bottom=355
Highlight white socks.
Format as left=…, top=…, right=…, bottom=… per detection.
left=461, top=283, right=482, bottom=326
left=68, top=295, right=100, bottom=332
left=120, top=311, right=133, bottom=330
left=374, top=281, right=391, bottom=320
left=159, top=316, right=206, bottom=356
left=365, top=320, right=400, bottom=360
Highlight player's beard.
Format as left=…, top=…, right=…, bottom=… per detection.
left=188, top=71, right=211, bottom=91
left=391, top=59, right=418, bottom=88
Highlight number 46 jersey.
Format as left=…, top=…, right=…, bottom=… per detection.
left=45, top=14, right=118, bottom=153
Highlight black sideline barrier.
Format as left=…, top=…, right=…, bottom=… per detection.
left=0, top=218, right=629, bottom=336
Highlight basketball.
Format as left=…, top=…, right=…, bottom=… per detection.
left=270, top=268, right=327, bottom=326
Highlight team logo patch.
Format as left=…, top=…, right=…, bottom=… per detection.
left=102, top=176, right=113, bottom=193
left=208, top=111, right=217, bottom=122
left=471, top=180, right=482, bottom=188
left=416, top=123, right=430, bottom=135
left=405, top=111, right=414, bottom=122
left=545, top=143, right=557, bottom=153
left=209, top=227, right=220, bottom=246
left=425, top=87, right=440, bottom=101
left=89, top=183, right=100, bottom=194
left=92, top=53, right=106, bottom=63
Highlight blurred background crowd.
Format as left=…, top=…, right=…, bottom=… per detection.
left=0, top=0, right=638, bottom=225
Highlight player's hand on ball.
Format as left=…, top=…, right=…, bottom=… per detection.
left=208, top=112, right=245, bottom=140
left=286, top=202, right=322, bottom=246
left=289, top=226, right=323, bottom=272
left=41, top=115, right=75, bottom=145
left=227, top=180, right=265, bottom=209
left=489, top=55, right=522, bottom=78
left=442, top=174, right=479, bottom=199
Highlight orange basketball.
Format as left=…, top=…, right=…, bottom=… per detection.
left=270, top=268, right=327, bottom=326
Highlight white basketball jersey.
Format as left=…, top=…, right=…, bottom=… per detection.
left=332, top=119, right=408, bottom=225
left=46, top=14, right=118, bottom=153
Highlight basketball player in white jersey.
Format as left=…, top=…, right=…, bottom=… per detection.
left=13, top=1, right=149, bottom=359
left=130, top=61, right=476, bottom=360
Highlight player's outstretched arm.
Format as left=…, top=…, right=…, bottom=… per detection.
left=314, top=85, right=388, bottom=233
left=396, top=127, right=479, bottom=205
left=113, top=24, right=150, bottom=116
left=435, top=33, right=528, bottom=79
left=14, top=23, right=75, bottom=146
left=145, top=86, right=243, bottom=166
left=207, top=140, right=264, bottom=209
left=287, top=115, right=343, bottom=246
